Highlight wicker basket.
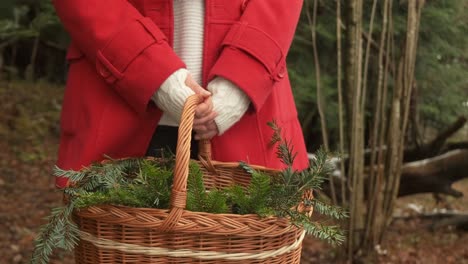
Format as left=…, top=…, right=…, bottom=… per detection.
left=72, top=95, right=308, bottom=263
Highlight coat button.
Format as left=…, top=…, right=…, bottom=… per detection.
left=99, top=67, right=110, bottom=78
left=97, top=61, right=111, bottom=78
left=277, top=66, right=285, bottom=79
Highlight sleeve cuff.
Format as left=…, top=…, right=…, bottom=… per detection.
left=208, top=47, right=284, bottom=111
left=152, top=68, right=195, bottom=123
left=208, top=76, right=250, bottom=135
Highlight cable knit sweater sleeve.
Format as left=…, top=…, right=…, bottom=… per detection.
left=152, top=71, right=249, bottom=135
left=151, top=68, right=195, bottom=123
left=208, top=77, right=250, bottom=135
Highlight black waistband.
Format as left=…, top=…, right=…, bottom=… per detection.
left=145, top=125, right=199, bottom=159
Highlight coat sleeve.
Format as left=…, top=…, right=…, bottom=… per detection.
left=207, top=0, right=303, bottom=111
left=53, top=0, right=185, bottom=115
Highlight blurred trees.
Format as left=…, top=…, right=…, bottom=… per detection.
left=288, top=0, right=467, bottom=261
left=0, top=0, right=68, bottom=81
left=289, top=0, right=468, bottom=151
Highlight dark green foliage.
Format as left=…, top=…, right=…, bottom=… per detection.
left=228, top=144, right=347, bottom=234
left=234, top=122, right=347, bottom=242
left=1, top=0, right=68, bottom=81
left=186, top=161, right=207, bottom=212
left=227, top=169, right=273, bottom=216
left=68, top=158, right=173, bottom=209
left=301, top=219, right=346, bottom=245
left=31, top=123, right=346, bottom=263
left=186, top=161, right=228, bottom=213
left=416, top=1, right=468, bottom=129
left=288, top=0, right=468, bottom=150
left=310, top=199, right=348, bottom=221
left=267, top=121, right=297, bottom=167
left=227, top=185, right=252, bottom=215
left=30, top=204, right=78, bottom=264
left=247, top=171, right=272, bottom=214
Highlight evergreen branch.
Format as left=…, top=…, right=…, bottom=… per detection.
left=301, top=221, right=346, bottom=246
left=267, top=120, right=296, bottom=166
left=275, top=139, right=297, bottom=167
left=309, top=199, right=349, bottom=220
left=226, top=185, right=250, bottom=215
left=30, top=203, right=78, bottom=264
left=267, top=120, right=282, bottom=146
left=187, top=162, right=207, bottom=212
left=248, top=171, right=271, bottom=214
left=53, top=165, right=87, bottom=183
left=34, top=123, right=348, bottom=260
left=204, top=190, right=229, bottom=214
left=239, top=161, right=255, bottom=175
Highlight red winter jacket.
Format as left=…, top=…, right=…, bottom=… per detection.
left=53, top=0, right=309, bottom=187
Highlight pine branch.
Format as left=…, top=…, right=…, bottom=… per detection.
left=204, top=190, right=229, bottom=214
left=227, top=185, right=250, bottom=214
left=30, top=203, right=78, bottom=264
left=248, top=171, right=271, bottom=213
left=309, top=199, right=349, bottom=220
left=302, top=221, right=346, bottom=246
left=33, top=122, right=348, bottom=261
left=186, top=162, right=207, bottom=212
left=239, top=161, right=255, bottom=175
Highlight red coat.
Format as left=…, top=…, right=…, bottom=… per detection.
left=53, top=0, right=309, bottom=187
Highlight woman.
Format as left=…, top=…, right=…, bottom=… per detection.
left=53, top=0, right=309, bottom=188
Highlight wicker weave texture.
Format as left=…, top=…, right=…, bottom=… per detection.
left=73, top=95, right=305, bottom=263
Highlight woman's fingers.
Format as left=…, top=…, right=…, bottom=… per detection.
left=185, top=74, right=210, bottom=98
left=193, top=111, right=218, bottom=126
left=183, top=74, right=218, bottom=136
left=193, top=124, right=208, bottom=132
left=194, top=129, right=218, bottom=140
left=193, top=121, right=217, bottom=132
left=193, top=121, right=219, bottom=140
left=195, top=97, right=213, bottom=118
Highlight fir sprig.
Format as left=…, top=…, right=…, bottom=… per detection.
left=267, top=121, right=297, bottom=166
left=263, top=120, right=346, bottom=244
left=30, top=204, right=78, bottom=264
left=31, top=122, right=347, bottom=263
left=186, top=161, right=228, bottom=213
left=309, top=199, right=348, bottom=220
left=302, top=221, right=346, bottom=245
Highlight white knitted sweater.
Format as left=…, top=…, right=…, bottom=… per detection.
left=152, top=0, right=250, bottom=135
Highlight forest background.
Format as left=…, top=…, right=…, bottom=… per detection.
left=1, top=0, right=467, bottom=263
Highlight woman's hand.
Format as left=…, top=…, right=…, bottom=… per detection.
left=193, top=120, right=219, bottom=140
left=185, top=74, right=219, bottom=140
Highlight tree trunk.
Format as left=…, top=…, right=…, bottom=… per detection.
left=365, top=0, right=390, bottom=249
left=336, top=0, right=347, bottom=205
left=305, top=0, right=334, bottom=203
left=344, top=0, right=365, bottom=259
left=325, top=149, right=468, bottom=201
left=399, top=149, right=468, bottom=197
left=26, top=35, right=40, bottom=81
left=404, top=116, right=467, bottom=162
left=342, top=116, right=468, bottom=168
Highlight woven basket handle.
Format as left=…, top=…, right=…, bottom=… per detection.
left=159, top=94, right=208, bottom=231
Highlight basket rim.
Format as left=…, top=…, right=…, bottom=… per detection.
left=74, top=203, right=301, bottom=237
left=76, top=229, right=306, bottom=261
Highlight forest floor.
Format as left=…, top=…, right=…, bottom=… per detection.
left=1, top=81, right=467, bottom=264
